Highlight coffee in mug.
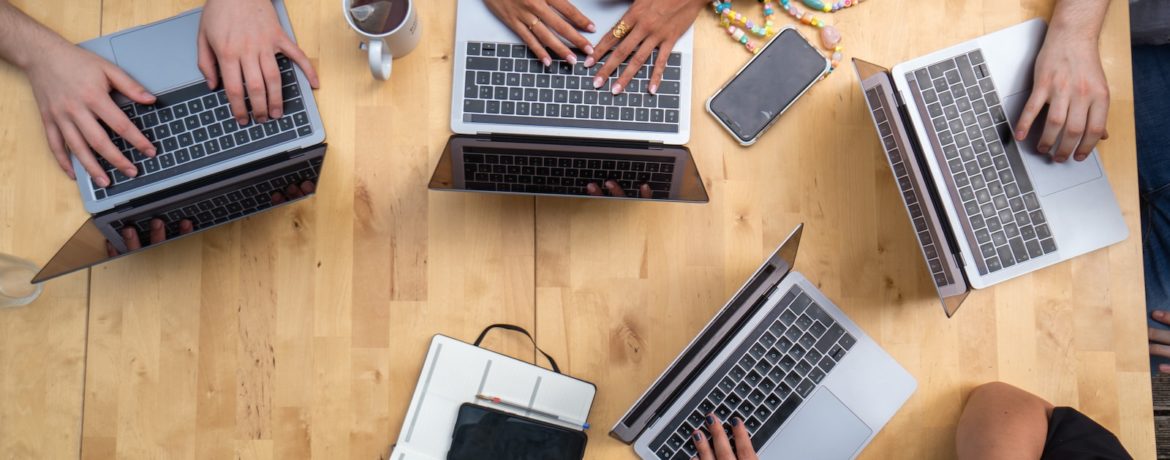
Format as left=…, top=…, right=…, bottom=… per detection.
left=343, top=0, right=421, bottom=81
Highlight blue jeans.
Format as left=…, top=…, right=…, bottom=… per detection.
left=1134, top=45, right=1170, bottom=373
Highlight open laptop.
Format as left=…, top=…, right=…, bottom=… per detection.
left=74, top=0, right=325, bottom=215
left=31, top=1, right=327, bottom=283
left=611, top=224, right=916, bottom=460
left=853, top=19, right=1127, bottom=317
left=430, top=0, right=707, bottom=202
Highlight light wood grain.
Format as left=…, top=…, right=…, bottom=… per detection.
left=536, top=0, right=1153, bottom=459
left=0, top=0, right=1155, bottom=458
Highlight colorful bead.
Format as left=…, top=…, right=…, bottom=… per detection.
left=709, top=0, right=860, bottom=77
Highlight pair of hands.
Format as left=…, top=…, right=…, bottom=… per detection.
left=105, top=181, right=315, bottom=256
left=483, top=0, right=705, bottom=95
left=28, top=0, right=318, bottom=187
left=585, top=180, right=652, bottom=198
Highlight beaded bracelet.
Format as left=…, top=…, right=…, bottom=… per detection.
left=710, top=0, right=867, bottom=76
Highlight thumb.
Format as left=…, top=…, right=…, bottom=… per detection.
left=105, top=64, right=156, bottom=105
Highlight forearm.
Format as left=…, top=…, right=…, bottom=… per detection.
left=0, top=1, right=70, bottom=71
left=1048, top=0, right=1110, bottom=44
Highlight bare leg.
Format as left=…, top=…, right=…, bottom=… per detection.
left=956, top=382, right=1054, bottom=460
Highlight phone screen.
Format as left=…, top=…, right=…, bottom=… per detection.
left=708, top=28, right=829, bottom=144
left=447, top=403, right=587, bottom=460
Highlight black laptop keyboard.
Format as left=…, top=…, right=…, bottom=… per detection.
left=463, top=151, right=675, bottom=198
left=95, top=55, right=314, bottom=200
left=905, top=50, right=1056, bottom=275
left=864, top=87, right=954, bottom=287
left=649, top=286, right=857, bottom=460
left=461, top=42, right=683, bottom=133
left=112, top=156, right=323, bottom=242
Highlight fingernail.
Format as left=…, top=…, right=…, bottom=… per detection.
left=152, top=220, right=163, bottom=230
left=1155, top=311, right=1165, bottom=319
left=585, top=56, right=595, bottom=67
left=1162, top=364, right=1170, bottom=373
left=649, top=84, right=658, bottom=95
left=271, top=109, right=282, bottom=119
left=706, top=415, right=715, bottom=426
left=692, top=431, right=702, bottom=441
left=146, top=147, right=157, bottom=156
left=124, top=167, right=137, bottom=177
left=141, top=91, right=155, bottom=100
left=542, top=57, right=552, bottom=67
left=732, top=418, right=741, bottom=427
left=593, top=76, right=604, bottom=88
left=587, top=23, right=596, bottom=33
left=585, top=45, right=594, bottom=55
left=566, top=54, right=577, bottom=65
left=96, top=176, right=109, bottom=187
left=611, top=83, right=622, bottom=95
left=238, top=117, right=249, bottom=126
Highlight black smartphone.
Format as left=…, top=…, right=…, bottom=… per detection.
left=706, top=27, right=830, bottom=146
left=447, top=403, right=588, bottom=460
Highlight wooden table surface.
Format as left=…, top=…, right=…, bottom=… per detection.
left=0, top=0, right=1153, bottom=458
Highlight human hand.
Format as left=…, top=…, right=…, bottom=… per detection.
left=270, top=180, right=317, bottom=204
left=585, top=0, right=706, bottom=95
left=585, top=180, right=652, bottom=198
left=198, top=0, right=319, bottom=126
left=1014, top=26, right=1109, bottom=163
left=692, top=414, right=759, bottom=460
left=107, top=218, right=194, bottom=256
left=24, top=40, right=158, bottom=186
left=1150, top=310, right=1170, bottom=373
left=482, top=0, right=597, bottom=66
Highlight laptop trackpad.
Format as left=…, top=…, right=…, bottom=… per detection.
left=760, top=389, right=871, bottom=460
left=1002, top=92, right=1103, bottom=197
left=109, top=12, right=202, bottom=93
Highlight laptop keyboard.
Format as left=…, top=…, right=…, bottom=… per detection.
left=649, top=286, right=857, bottom=460
left=460, top=42, right=683, bottom=134
left=463, top=150, right=675, bottom=198
left=95, top=55, right=314, bottom=200
left=112, top=156, right=323, bottom=242
left=905, top=50, right=1057, bottom=275
left=864, top=87, right=954, bottom=287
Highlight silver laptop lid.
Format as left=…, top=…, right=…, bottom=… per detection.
left=853, top=59, right=970, bottom=317
left=610, top=224, right=803, bottom=443
left=429, top=135, right=708, bottom=202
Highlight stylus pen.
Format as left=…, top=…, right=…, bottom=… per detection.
left=475, top=393, right=590, bottom=430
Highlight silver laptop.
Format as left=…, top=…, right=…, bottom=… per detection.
left=74, top=0, right=325, bottom=214
left=433, top=0, right=706, bottom=202
left=854, top=19, right=1128, bottom=317
left=611, top=224, right=916, bottom=460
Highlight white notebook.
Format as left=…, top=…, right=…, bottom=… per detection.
left=390, top=334, right=596, bottom=460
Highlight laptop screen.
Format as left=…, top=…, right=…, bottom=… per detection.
left=33, top=144, right=327, bottom=283
left=429, top=135, right=708, bottom=203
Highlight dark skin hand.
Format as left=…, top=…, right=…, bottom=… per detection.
left=585, top=180, right=652, bottom=198
left=586, top=0, right=708, bottom=95
left=482, top=0, right=597, bottom=67
left=692, top=414, right=759, bottom=460
left=103, top=180, right=316, bottom=255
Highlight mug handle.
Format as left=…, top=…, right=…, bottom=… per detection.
left=368, top=39, right=393, bottom=80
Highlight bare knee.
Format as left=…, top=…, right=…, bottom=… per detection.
left=957, top=382, right=1053, bottom=460
left=966, top=382, right=1054, bottom=416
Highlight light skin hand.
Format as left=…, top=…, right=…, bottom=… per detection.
left=586, top=0, right=707, bottom=95
left=483, top=0, right=597, bottom=67
left=693, top=414, right=759, bottom=460
left=1014, top=0, right=1110, bottom=162
left=0, top=1, right=157, bottom=186
left=198, top=0, right=319, bottom=126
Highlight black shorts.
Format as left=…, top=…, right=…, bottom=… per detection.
left=1040, top=407, right=1133, bottom=460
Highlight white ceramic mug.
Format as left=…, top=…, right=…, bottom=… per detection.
left=343, top=0, right=421, bottom=81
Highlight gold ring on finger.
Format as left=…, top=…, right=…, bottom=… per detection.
left=528, top=18, right=541, bottom=31
left=612, top=20, right=630, bottom=39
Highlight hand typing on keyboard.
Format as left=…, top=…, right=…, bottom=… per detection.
left=691, top=414, right=760, bottom=460
left=586, top=180, right=653, bottom=199
left=585, top=0, right=707, bottom=95
left=107, top=218, right=194, bottom=257
left=198, top=0, right=319, bottom=125
left=1014, top=0, right=1110, bottom=163
left=0, top=2, right=159, bottom=187
left=482, top=0, right=598, bottom=67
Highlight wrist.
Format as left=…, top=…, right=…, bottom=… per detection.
left=14, top=35, right=70, bottom=73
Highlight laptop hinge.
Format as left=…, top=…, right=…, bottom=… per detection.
left=480, top=133, right=661, bottom=150
left=897, top=102, right=965, bottom=260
